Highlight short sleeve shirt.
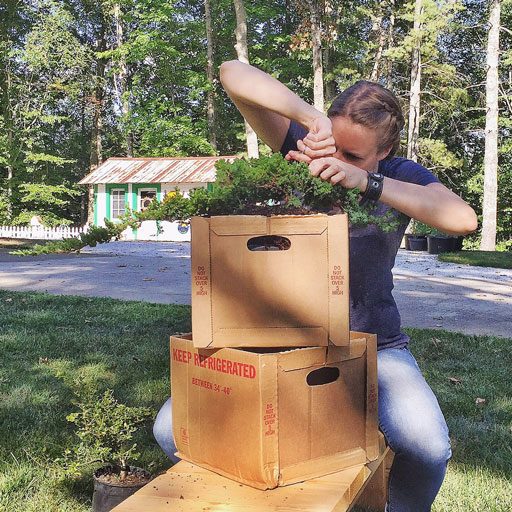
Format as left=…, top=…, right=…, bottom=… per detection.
left=281, top=121, right=439, bottom=349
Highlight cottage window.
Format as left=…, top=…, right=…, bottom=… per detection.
left=111, top=189, right=126, bottom=219
left=139, top=189, right=157, bottom=211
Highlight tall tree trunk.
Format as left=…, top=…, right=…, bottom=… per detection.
left=407, top=0, right=422, bottom=162
left=205, top=0, right=217, bottom=151
left=323, top=1, right=338, bottom=103
left=89, top=26, right=106, bottom=224
left=310, top=0, right=324, bottom=111
left=480, top=0, right=500, bottom=251
left=113, top=3, right=132, bottom=156
left=385, top=0, right=396, bottom=87
left=0, top=3, right=16, bottom=220
left=4, top=61, right=13, bottom=220
left=233, top=0, right=259, bottom=158
left=370, top=7, right=386, bottom=82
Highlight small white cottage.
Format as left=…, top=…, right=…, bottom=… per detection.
left=79, top=156, right=237, bottom=241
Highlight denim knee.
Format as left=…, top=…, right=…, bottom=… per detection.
left=393, top=423, right=451, bottom=469
left=153, top=398, right=180, bottom=464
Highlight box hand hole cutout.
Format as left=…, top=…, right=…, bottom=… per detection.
left=247, top=235, right=291, bottom=251
left=306, top=366, right=340, bottom=386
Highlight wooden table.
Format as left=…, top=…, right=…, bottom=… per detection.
left=112, top=448, right=391, bottom=512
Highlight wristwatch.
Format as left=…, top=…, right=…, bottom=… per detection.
left=360, top=172, right=384, bottom=205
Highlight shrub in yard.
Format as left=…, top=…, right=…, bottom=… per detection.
left=60, top=388, right=152, bottom=481
left=10, top=221, right=128, bottom=256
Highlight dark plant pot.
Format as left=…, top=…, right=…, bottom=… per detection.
left=452, top=236, right=464, bottom=251
left=92, top=466, right=151, bottom=512
left=427, top=235, right=455, bottom=254
left=406, top=235, right=428, bottom=251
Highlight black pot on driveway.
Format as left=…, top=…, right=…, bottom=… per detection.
left=406, top=234, right=428, bottom=251
left=427, top=235, right=454, bottom=254
left=92, top=466, right=151, bottom=512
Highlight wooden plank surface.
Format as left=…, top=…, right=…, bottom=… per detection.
left=112, top=460, right=371, bottom=512
left=352, top=447, right=393, bottom=511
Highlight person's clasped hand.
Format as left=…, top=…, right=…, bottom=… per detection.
left=285, top=115, right=336, bottom=164
left=308, top=157, right=367, bottom=189
left=285, top=115, right=367, bottom=190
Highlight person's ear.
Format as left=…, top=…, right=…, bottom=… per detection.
left=377, top=145, right=392, bottom=161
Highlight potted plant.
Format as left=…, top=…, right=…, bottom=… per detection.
left=405, top=221, right=430, bottom=251
left=427, top=228, right=463, bottom=254
left=61, top=388, right=153, bottom=512
left=130, top=154, right=400, bottom=232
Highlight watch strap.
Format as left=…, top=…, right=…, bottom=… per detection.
left=360, top=172, right=384, bottom=205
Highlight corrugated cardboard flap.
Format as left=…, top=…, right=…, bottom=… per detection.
left=276, top=346, right=327, bottom=371
left=209, top=214, right=330, bottom=236
left=209, top=215, right=268, bottom=235
left=213, top=327, right=328, bottom=348
left=326, top=337, right=367, bottom=364
left=276, top=334, right=367, bottom=371
left=278, top=447, right=367, bottom=486
left=174, top=453, right=276, bottom=490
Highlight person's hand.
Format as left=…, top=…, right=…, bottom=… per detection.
left=308, top=157, right=369, bottom=190
left=285, top=115, right=336, bottom=164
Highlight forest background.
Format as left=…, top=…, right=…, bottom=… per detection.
left=0, top=0, right=511, bottom=250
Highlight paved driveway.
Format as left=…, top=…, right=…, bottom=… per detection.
left=0, top=242, right=510, bottom=338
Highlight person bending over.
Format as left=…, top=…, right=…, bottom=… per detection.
left=154, top=60, right=477, bottom=512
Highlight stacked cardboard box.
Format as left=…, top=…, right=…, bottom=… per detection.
left=170, top=214, right=379, bottom=490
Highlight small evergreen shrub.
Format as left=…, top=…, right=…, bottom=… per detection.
left=10, top=221, right=127, bottom=256
left=135, top=154, right=400, bottom=232
left=61, top=389, right=152, bottom=480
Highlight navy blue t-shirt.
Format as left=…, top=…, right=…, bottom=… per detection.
left=281, top=121, right=439, bottom=349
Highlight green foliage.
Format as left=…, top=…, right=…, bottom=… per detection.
left=0, top=191, right=11, bottom=224
left=419, top=138, right=464, bottom=173
left=0, top=0, right=511, bottom=245
left=11, top=211, right=73, bottom=227
left=60, top=388, right=152, bottom=477
left=135, top=155, right=399, bottom=232
left=10, top=222, right=127, bottom=256
left=410, top=220, right=433, bottom=236
left=18, top=183, right=80, bottom=207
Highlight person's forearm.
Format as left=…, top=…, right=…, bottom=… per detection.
left=220, top=60, right=322, bottom=128
left=378, top=179, right=478, bottom=235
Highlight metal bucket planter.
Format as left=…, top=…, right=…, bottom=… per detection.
left=427, top=235, right=455, bottom=254
left=92, top=466, right=151, bottom=512
left=406, top=235, right=428, bottom=251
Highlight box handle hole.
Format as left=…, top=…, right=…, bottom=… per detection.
left=247, top=235, right=291, bottom=251
left=306, top=367, right=340, bottom=386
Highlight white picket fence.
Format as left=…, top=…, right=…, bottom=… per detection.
left=0, top=225, right=88, bottom=240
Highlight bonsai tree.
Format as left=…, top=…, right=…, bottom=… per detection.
left=61, top=388, right=152, bottom=482
left=134, top=154, right=400, bottom=232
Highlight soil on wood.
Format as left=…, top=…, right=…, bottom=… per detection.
left=95, top=466, right=151, bottom=487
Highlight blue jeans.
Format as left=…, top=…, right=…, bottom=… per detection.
left=378, top=347, right=451, bottom=512
left=153, top=346, right=451, bottom=512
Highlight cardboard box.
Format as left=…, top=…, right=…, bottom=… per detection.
left=191, top=214, right=350, bottom=348
left=171, top=332, right=378, bottom=490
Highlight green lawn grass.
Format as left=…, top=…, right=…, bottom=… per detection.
left=0, top=291, right=510, bottom=511
left=439, top=250, right=512, bottom=270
